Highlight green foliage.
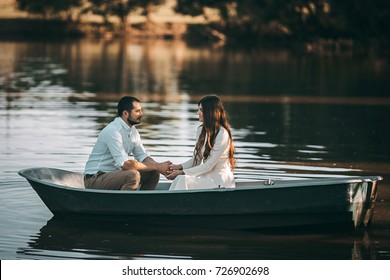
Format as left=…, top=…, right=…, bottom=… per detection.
left=175, top=0, right=390, bottom=44
left=327, top=0, right=390, bottom=42
left=175, top=0, right=232, bottom=17
left=83, top=0, right=166, bottom=27
left=16, top=0, right=82, bottom=18
left=14, top=0, right=390, bottom=45
left=17, top=0, right=166, bottom=26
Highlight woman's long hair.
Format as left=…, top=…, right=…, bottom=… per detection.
left=194, top=95, right=236, bottom=170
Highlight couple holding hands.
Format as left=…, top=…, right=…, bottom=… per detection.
left=84, top=95, right=236, bottom=191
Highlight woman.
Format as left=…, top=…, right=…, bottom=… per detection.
left=167, top=95, right=236, bottom=190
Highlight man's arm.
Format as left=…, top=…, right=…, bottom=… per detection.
left=122, top=157, right=171, bottom=175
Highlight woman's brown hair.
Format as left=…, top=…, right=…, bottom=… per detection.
left=194, top=95, right=235, bottom=170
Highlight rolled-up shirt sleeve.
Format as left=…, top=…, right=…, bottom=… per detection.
left=183, top=128, right=230, bottom=176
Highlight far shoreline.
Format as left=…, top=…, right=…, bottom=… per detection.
left=0, top=18, right=388, bottom=56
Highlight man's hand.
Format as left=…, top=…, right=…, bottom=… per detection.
left=155, top=161, right=172, bottom=176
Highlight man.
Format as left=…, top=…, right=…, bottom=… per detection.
left=84, top=96, right=170, bottom=190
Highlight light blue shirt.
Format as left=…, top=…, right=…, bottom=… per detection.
left=84, top=117, right=149, bottom=175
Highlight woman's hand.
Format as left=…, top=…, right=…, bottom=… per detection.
left=166, top=169, right=184, bottom=180
left=169, top=164, right=182, bottom=171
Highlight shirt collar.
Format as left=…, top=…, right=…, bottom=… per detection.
left=114, top=117, right=132, bottom=132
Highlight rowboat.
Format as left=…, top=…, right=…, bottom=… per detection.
left=18, top=167, right=382, bottom=230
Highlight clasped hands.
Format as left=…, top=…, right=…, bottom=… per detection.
left=158, top=162, right=184, bottom=180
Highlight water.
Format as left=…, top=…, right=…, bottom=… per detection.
left=0, top=38, right=389, bottom=260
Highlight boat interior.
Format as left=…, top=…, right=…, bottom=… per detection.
left=19, top=167, right=281, bottom=190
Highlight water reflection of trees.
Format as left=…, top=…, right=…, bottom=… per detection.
left=1, top=40, right=389, bottom=99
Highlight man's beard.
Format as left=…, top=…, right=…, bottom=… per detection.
left=128, top=117, right=141, bottom=126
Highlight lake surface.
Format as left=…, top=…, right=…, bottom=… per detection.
left=0, top=38, right=389, bottom=260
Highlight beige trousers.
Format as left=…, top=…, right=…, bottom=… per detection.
left=84, top=170, right=160, bottom=191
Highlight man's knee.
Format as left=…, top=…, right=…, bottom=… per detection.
left=126, top=169, right=141, bottom=183
left=121, top=169, right=141, bottom=190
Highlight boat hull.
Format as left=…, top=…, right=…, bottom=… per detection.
left=19, top=167, right=382, bottom=230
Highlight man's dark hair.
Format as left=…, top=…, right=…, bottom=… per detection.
left=117, top=96, right=141, bottom=117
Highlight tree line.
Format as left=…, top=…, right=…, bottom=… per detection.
left=15, top=0, right=390, bottom=46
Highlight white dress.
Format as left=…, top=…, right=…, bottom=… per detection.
left=169, top=126, right=236, bottom=190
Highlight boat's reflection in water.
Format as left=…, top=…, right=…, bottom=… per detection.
left=19, top=217, right=378, bottom=260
